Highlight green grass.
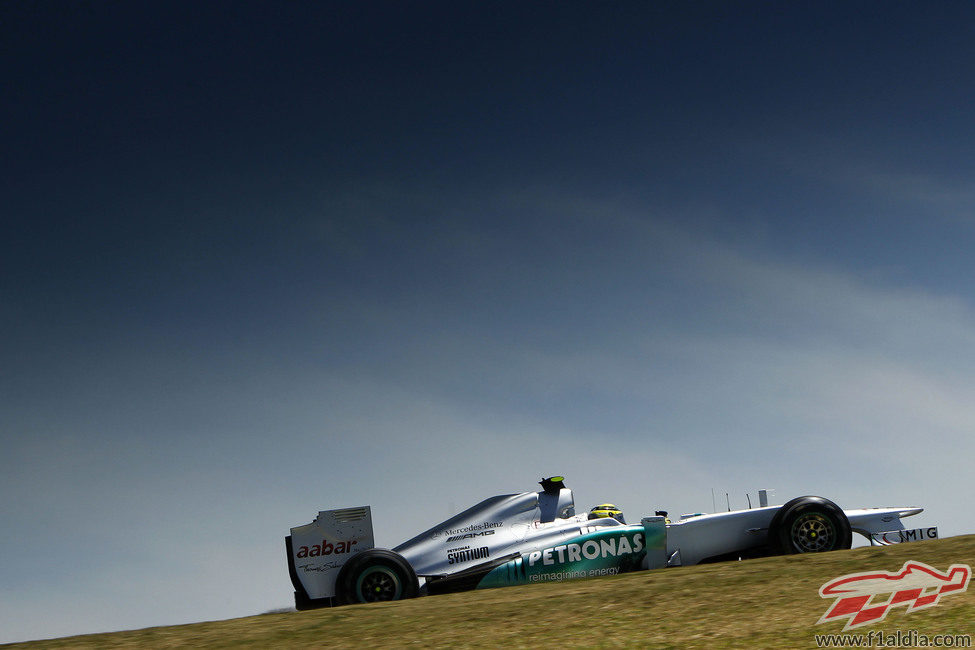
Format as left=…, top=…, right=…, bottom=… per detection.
left=8, top=535, right=974, bottom=649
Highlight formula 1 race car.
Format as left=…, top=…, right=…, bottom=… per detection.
left=285, top=476, right=938, bottom=609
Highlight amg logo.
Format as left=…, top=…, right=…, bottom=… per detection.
left=870, top=527, right=939, bottom=545
left=447, top=529, right=495, bottom=543
left=899, top=528, right=938, bottom=542
left=448, top=546, right=490, bottom=565
left=295, top=538, right=358, bottom=558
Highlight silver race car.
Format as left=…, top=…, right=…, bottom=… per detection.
left=285, top=476, right=937, bottom=609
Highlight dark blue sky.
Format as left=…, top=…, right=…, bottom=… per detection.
left=6, top=2, right=975, bottom=310
left=3, top=2, right=975, bottom=642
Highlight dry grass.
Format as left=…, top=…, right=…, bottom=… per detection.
left=8, top=535, right=974, bottom=649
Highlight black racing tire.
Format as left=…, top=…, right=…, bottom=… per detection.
left=768, top=496, right=852, bottom=555
left=335, top=549, right=419, bottom=605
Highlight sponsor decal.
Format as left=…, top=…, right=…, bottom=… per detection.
left=447, top=529, right=496, bottom=543
left=294, top=538, right=358, bottom=558
left=297, top=561, right=342, bottom=573
left=817, top=561, right=971, bottom=631
left=434, top=521, right=503, bottom=540
left=476, top=529, right=648, bottom=590
left=529, top=567, right=619, bottom=582
left=527, top=533, right=644, bottom=567
left=869, top=527, right=938, bottom=545
left=447, top=546, right=490, bottom=565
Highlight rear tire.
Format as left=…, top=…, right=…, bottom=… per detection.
left=768, top=496, right=852, bottom=555
left=335, top=549, right=418, bottom=605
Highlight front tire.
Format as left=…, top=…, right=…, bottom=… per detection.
left=768, top=496, right=852, bottom=555
left=335, top=549, right=419, bottom=605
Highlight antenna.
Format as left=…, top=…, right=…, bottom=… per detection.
left=726, top=492, right=730, bottom=511
left=746, top=493, right=752, bottom=509
left=711, top=488, right=716, bottom=513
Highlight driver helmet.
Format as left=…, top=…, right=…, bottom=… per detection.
left=588, top=503, right=625, bottom=524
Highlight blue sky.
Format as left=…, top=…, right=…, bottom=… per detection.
left=3, top=1, right=975, bottom=642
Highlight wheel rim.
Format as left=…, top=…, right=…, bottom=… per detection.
left=790, top=513, right=835, bottom=552
left=355, top=565, right=403, bottom=603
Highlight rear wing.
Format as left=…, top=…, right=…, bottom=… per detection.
left=286, top=506, right=375, bottom=608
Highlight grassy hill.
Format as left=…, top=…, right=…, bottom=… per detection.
left=8, top=535, right=974, bottom=649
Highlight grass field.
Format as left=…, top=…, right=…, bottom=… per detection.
left=8, top=535, right=973, bottom=649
